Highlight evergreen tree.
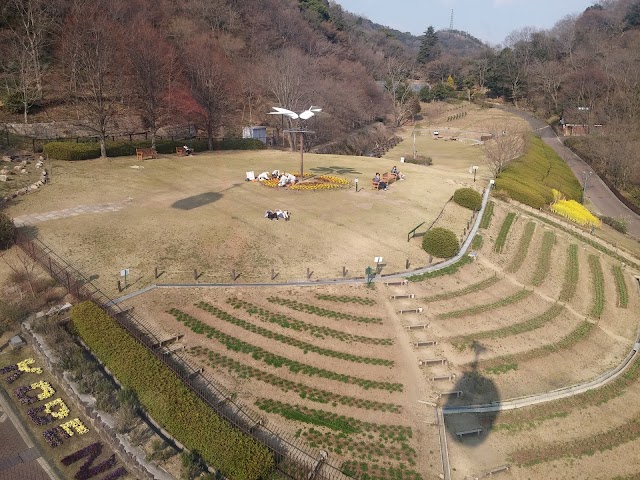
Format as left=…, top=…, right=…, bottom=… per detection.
left=417, top=26, right=441, bottom=64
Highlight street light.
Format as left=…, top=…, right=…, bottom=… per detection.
left=582, top=170, right=593, bottom=204
left=354, top=177, right=359, bottom=192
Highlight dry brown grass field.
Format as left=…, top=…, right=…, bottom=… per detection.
left=3, top=103, right=640, bottom=480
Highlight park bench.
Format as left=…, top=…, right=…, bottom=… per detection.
left=176, top=146, right=187, bottom=156
left=372, top=172, right=395, bottom=190
left=136, top=147, right=157, bottom=161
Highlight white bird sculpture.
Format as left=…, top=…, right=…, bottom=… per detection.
left=269, top=106, right=322, bottom=120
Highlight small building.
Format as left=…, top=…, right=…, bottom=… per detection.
left=242, top=126, right=267, bottom=144
left=559, top=108, right=603, bottom=136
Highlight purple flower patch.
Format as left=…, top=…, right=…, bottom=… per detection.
left=61, top=442, right=125, bottom=480
left=16, top=385, right=38, bottom=404
left=43, top=426, right=71, bottom=447
left=27, top=405, right=54, bottom=426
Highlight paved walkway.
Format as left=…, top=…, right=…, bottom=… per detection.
left=0, top=390, right=58, bottom=480
left=13, top=198, right=133, bottom=227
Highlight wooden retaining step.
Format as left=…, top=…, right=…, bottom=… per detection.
left=455, top=428, right=482, bottom=438
left=390, top=294, right=415, bottom=299
left=397, top=307, right=423, bottom=314
left=414, top=340, right=437, bottom=347
left=385, top=280, right=408, bottom=286
left=439, top=390, right=463, bottom=398
left=406, top=323, right=429, bottom=330
left=431, top=375, right=456, bottom=382
left=420, top=358, right=447, bottom=366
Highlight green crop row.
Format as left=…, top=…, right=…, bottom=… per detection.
left=315, top=294, right=377, bottom=306
left=266, top=297, right=383, bottom=324
left=407, top=255, right=473, bottom=282
left=341, top=460, right=422, bottom=480
left=479, top=201, right=495, bottom=229
left=303, top=428, right=417, bottom=466
left=588, top=255, right=605, bottom=317
left=168, top=309, right=403, bottom=392
left=507, top=222, right=536, bottom=273
left=450, top=303, right=565, bottom=351
left=226, top=298, right=392, bottom=345
left=438, top=289, right=533, bottom=319
left=524, top=210, right=640, bottom=271
left=481, top=321, right=595, bottom=373
left=471, top=234, right=484, bottom=250
left=71, top=302, right=274, bottom=480
left=558, top=244, right=579, bottom=302
left=423, top=275, right=499, bottom=303
left=255, top=399, right=411, bottom=440
left=612, top=265, right=629, bottom=308
left=530, top=230, right=556, bottom=286
left=494, top=212, right=516, bottom=253
left=188, top=346, right=401, bottom=413
left=195, top=302, right=392, bottom=366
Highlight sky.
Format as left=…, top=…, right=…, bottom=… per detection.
left=335, top=0, right=597, bottom=46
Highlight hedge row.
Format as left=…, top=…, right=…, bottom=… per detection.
left=70, top=301, right=274, bottom=480
left=44, top=138, right=264, bottom=160
left=495, top=134, right=582, bottom=208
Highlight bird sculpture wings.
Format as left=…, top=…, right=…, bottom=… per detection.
left=269, top=106, right=322, bottom=120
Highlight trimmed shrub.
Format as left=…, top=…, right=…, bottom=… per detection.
left=422, top=227, right=459, bottom=258
left=71, top=301, right=274, bottom=480
left=453, top=188, right=482, bottom=210
left=0, top=213, right=16, bottom=249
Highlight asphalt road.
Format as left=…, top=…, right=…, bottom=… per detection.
left=497, top=105, right=640, bottom=238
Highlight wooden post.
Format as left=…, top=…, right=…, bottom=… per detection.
left=342, top=266, right=347, bottom=277
left=232, top=269, right=237, bottom=281
left=154, top=267, right=158, bottom=279
left=406, top=259, right=410, bottom=269
left=271, top=269, right=277, bottom=280
left=193, top=269, right=198, bottom=281
left=299, top=131, right=304, bottom=177
left=307, top=267, right=311, bottom=279
left=117, top=280, right=122, bottom=292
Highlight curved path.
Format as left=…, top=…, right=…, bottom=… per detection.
left=497, top=105, right=640, bottom=238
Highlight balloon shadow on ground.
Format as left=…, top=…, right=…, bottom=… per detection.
left=172, top=192, right=222, bottom=210
left=444, top=342, right=501, bottom=446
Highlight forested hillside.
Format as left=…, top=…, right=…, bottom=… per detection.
left=0, top=0, right=415, bottom=153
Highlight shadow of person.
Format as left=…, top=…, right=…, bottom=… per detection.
left=444, top=341, right=500, bottom=446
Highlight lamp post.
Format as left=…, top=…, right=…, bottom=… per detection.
left=582, top=170, right=593, bottom=204
left=354, top=177, right=359, bottom=192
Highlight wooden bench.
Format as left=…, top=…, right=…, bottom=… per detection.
left=372, top=172, right=395, bottom=190
left=176, top=146, right=187, bottom=156
left=136, top=147, right=157, bottom=161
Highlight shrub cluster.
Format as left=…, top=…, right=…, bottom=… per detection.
left=453, top=188, right=482, bottom=210
left=70, top=301, right=275, bottom=480
left=44, top=137, right=263, bottom=160
left=0, top=213, right=16, bottom=250
left=601, top=216, right=628, bottom=234
left=422, top=227, right=459, bottom=258
left=495, top=134, right=582, bottom=208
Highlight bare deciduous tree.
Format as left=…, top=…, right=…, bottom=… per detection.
left=384, top=58, right=415, bottom=127
left=60, top=1, right=124, bottom=158
left=185, top=34, right=234, bottom=151
left=483, top=126, right=526, bottom=176
left=124, top=22, right=178, bottom=148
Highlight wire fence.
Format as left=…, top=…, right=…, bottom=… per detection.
left=16, top=234, right=351, bottom=480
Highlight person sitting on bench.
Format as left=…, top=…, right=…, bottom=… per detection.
left=373, top=173, right=387, bottom=190
left=183, top=145, right=193, bottom=155
left=391, top=165, right=405, bottom=180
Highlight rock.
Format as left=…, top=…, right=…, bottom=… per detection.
left=2, top=156, right=11, bottom=162
left=30, top=183, right=39, bottom=190
left=13, top=165, right=21, bottom=171
left=39, top=156, right=44, bottom=161
left=10, top=335, right=26, bottom=349
left=21, top=160, right=28, bottom=166
left=0, top=169, right=7, bottom=175
left=20, top=168, right=27, bottom=174
left=0, top=175, right=7, bottom=182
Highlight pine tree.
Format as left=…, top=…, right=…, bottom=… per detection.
left=417, top=26, right=441, bottom=64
